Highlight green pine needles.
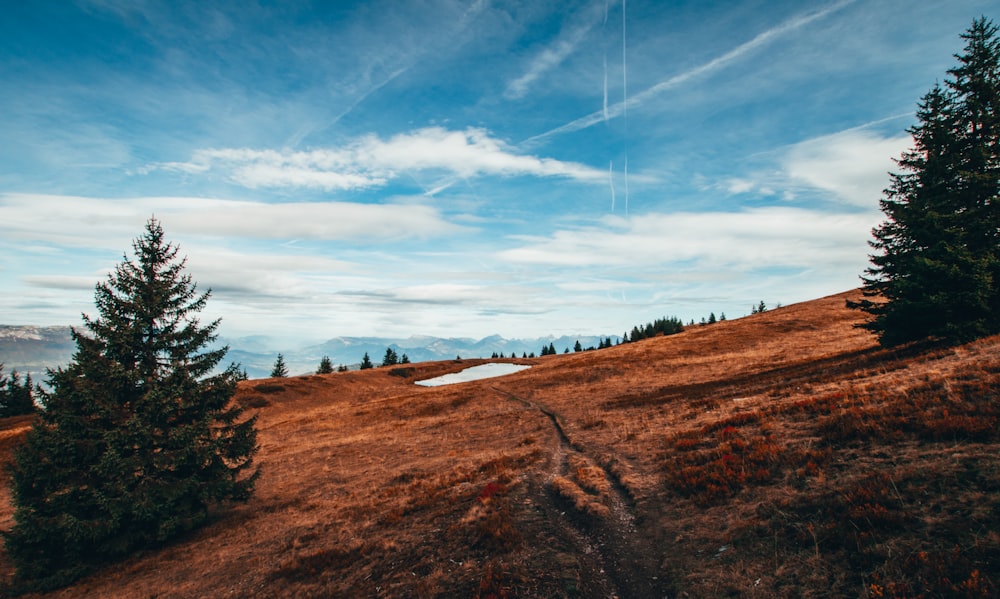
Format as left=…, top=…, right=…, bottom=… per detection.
left=854, top=18, right=1000, bottom=346
left=4, top=218, right=259, bottom=591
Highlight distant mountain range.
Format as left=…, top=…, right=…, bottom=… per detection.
left=0, top=325, right=617, bottom=380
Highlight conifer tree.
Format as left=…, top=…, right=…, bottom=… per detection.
left=5, top=218, right=258, bottom=589
left=271, top=353, right=289, bottom=378
left=853, top=18, right=1000, bottom=345
left=360, top=352, right=373, bottom=370
left=381, top=347, right=399, bottom=367
left=316, top=356, right=334, bottom=374
left=400, top=353, right=410, bottom=364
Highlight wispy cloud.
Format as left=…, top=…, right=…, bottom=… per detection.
left=525, top=0, right=857, bottom=145
left=782, top=129, right=910, bottom=206
left=500, top=207, right=875, bottom=269
left=503, top=2, right=607, bottom=100
left=0, top=193, right=468, bottom=248
left=720, top=126, right=911, bottom=206
left=149, top=127, right=607, bottom=190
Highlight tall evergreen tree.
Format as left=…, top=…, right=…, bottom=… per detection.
left=853, top=18, right=1000, bottom=345
left=5, top=218, right=258, bottom=590
left=359, top=352, right=374, bottom=370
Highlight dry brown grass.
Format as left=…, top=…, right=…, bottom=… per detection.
left=0, top=289, right=997, bottom=597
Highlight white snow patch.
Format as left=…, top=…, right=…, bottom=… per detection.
left=415, top=363, right=531, bottom=387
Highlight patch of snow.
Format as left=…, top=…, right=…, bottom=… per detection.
left=415, top=363, right=531, bottom=387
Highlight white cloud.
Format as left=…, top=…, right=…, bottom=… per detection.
left=0, top=193, right=468, bottom=248
left=715, top=127, right=910, bottom=207
left=499, top=207, right=877, bottom=270
left=725, top=178, right=758, bottom=194
left=22, top=275, right=105, bottom=290
left=149, top=127, right=606, bottom=190
left=782, top=129, right=910, bottom=207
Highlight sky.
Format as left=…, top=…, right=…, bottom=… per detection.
left=0, top=0, right=994, bottom=345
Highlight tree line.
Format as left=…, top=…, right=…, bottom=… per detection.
left=0, top=366, right=36, bottom=418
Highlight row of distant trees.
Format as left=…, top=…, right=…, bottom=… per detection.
left=266, top=347, right=415, bottom=378
left=260, top=298, right=773, bottom=376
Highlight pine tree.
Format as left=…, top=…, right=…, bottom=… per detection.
left=573, top=340, right=583, bottom=352
left=400, top=353, right=410, bottom=364
left=381, top=347, right=399, bottom=367
left=6, top=218, right=258, bottom=590
left=853, top=18, right=1000, bottom=345
left=360, top=352, right=373, bottom=370
left=316, top=356, right=334, bottom=374
left=271, top=353, right=289, bottom=378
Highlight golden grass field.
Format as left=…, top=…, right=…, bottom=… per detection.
left=0, top=288, right=998, bottom=597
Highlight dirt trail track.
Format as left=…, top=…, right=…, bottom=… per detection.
left=494, top=386, right=671, bottom=599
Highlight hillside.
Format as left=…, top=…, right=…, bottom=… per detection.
left=0, top=289, right=997, bottom=597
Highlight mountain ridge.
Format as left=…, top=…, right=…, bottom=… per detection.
left=0, top=325, right=618, bottom=378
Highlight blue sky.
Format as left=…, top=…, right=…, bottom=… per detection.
left=0, top=0, right=993, bottom=343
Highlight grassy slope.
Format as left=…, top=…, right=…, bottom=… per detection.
left=0, top=289, right=997, bottom=597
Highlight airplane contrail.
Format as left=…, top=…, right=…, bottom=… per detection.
left=609, top=160, right=616, bottom=212
left=622, top=0, right=629, bottom=216
left=603, top=54, right=609, bottom=122
left=523, top=0, right=857, bottom=147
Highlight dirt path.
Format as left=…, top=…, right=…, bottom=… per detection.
left=494, top=387, right=671, bottom=598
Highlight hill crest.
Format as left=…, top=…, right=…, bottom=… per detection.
left=1, top=289, right=998, bottom=597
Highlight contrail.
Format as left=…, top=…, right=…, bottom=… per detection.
left=622, top=0, right=629, bottom=216
left=624, top=157, right=629, bottom=217
left=609, top=160, right=616, bottom=212
left=523, top=0, right=857, bottom=146
left=603, top=54, right=609, bottom=122
left=622, top=0, right=627, bottom=125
